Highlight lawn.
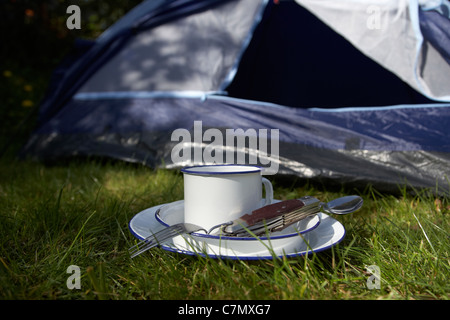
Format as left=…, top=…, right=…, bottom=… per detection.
left=0, top=1, right=448, bottom=301
left=0, top=157, right=448, bottom=300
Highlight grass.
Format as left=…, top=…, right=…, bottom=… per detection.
left=0, top=9, right=448, bottom=300
left=0, top=157, right=448, bottom=300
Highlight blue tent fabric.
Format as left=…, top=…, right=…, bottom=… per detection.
left=419, top=9, right=450, bottom=65
left=36, top=0, right=226, bottom=124
left=23, top=94, right=450, bottom=194
left=21, top=0, right=450, bottom=194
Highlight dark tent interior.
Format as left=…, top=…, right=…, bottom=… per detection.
left=227, top=1, right=433, bottom=108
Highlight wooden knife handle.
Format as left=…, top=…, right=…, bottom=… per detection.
left=239, top=199, right=305, bottom=226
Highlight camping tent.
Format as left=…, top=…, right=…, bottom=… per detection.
left=21, top=0, right=450, bottom=194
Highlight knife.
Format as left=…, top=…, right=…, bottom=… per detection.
left=222, top=196, right=320, bottom=236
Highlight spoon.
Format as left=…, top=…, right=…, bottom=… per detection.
left=223, top=195, right=363, bottom=235
left=320, top=195, right=363, bottom=215
left=130, top=195, right=365, bottom=257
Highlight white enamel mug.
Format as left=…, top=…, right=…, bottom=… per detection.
left=181, top=165, right=273, bottom=232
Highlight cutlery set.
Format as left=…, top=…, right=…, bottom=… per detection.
left=129, top=195, right=363, bottom=258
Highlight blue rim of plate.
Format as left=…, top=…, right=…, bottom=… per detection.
left=154, top=200, right=321, bottom=241
left=128, top=205, right=346, bottom=260
left=160, top=232, right=346, bottom=260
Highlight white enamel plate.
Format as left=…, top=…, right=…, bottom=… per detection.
left=128, top=200, right=346, bottom=260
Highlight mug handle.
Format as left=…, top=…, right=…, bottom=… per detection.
left=262, top=177, right=274, bottom=205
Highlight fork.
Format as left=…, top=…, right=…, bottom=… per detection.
left=129, top=197, right=319, bottom=258
left=128, top=221, right=207, bottom=258
left=129, top=195, right=363, bottom=258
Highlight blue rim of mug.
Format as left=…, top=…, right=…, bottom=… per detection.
left=181, top=164, right=262, bottom=175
